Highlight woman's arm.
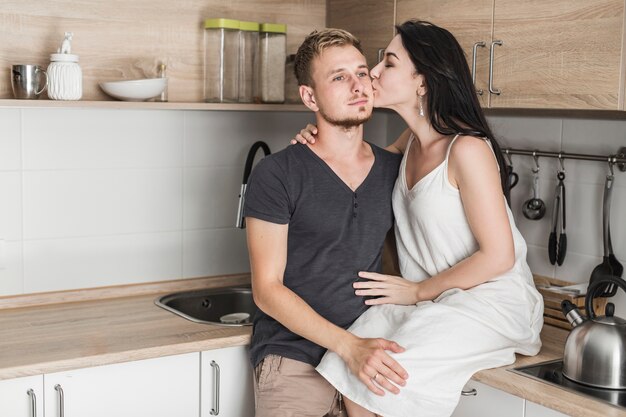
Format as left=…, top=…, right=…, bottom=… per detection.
left=355, top=136, right=515, bottom=304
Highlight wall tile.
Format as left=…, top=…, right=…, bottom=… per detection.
left=184, top=166, right=242, bottom=230
left=561, top=118, right=626, bottom=186
left=0, top=241, right=23, bottom=296
left=23, top=168, right=182, bottom=239
left=184, top=111, right=316, bottom=168
left=183, top=228, right=249, bottom=278
left=22, top=109, right=184, bottom=170
left=23, top=232, right=182, bottom=293
left=0, top=108, right=21, bottom=170
left=489, top=115, right=563, bottom=182
left=0, top=172, right=22, bottom=240
left=525, top=244, right=556, bottom=278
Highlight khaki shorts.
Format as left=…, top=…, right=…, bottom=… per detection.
left=253, top=354, right=345, bottom=417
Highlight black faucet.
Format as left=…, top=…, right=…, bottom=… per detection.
left=236, top=141, right=272, bottom=228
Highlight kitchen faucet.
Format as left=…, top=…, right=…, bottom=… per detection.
left=236, top=141, right=271, bottom=228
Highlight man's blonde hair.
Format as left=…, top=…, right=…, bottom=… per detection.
left=294, top=28, right=363, bottom=87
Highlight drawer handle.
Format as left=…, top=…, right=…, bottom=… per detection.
left=488, top=40, right=503, bottom=95
left=210, top=360, right=221, bottom=415
left=55, top=384, right=65, bottom=417
left=472, top=41, right=486, bottom=95
left=461, top=388, right=478, bottom=396
left=27, top=389, right=37, bottom=417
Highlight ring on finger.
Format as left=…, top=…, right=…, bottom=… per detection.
left=372, top=372, right=379, bottom=381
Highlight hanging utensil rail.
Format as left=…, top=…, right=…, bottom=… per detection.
left=501, top=146, right=626, bottom=172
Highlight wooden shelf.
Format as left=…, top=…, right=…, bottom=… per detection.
left=0, top=99, right=309, bottom=112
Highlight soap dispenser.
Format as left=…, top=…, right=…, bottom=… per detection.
left=47, top=32, right=83, bottom=100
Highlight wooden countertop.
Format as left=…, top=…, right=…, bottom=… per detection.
left=1, top=287, right=624, bottom=416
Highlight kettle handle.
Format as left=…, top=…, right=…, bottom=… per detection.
left=586, top=275, right=626, bottom=318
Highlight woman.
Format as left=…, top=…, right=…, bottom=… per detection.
left=294, top=20, right=543, bottom=417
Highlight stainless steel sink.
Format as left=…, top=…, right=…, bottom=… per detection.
left=155, top=286, right=256, bottom=326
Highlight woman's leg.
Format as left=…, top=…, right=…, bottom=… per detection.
left=344, top=396, right=378, bottom=417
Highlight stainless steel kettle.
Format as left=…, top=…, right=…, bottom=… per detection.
left=561, top=275, right=626, bottom=389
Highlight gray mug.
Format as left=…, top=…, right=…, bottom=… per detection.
left=11, top=64, right=48, bottom=99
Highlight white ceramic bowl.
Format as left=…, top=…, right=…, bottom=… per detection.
left=99, top=78, right=167, bottom=101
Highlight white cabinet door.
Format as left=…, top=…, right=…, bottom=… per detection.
left=526, top=401, right=570, bottom=417
left=452, top=380, right=524, bottom=417
left=201, top=345, right=254, bottom=417
left=0, top=375, right=43, bottom=417
left=44, top=353, right=199, bottom=417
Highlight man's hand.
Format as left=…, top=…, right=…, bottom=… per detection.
left=338, top=335, right=408, bottom=396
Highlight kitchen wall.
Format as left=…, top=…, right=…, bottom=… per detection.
left=0, top=108, right=390, bottom=296
left=388, top=112, right=626, bottom=309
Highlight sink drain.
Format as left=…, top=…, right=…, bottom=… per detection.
left=219, top=312, right=250, bottom=324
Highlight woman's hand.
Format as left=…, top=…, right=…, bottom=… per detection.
left=355, top=272, right=422, bottom=305
left=290, top=123, right=318, bottom=145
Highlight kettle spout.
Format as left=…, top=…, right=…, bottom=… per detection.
left=561, top=300, right=586, bottom=328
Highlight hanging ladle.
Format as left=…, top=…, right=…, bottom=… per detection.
left=523, top=153, right=546, bottom=220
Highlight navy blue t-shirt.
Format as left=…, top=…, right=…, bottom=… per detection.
left=244, top=142, right=401, bottom=367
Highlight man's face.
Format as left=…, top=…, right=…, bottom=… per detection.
left=308, top=45, right=373, bottom=127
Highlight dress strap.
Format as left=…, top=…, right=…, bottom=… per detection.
left=444, top=134, right=461, bottom=162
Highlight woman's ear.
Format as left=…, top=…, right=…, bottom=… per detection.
left=415, top=74, right=427, bottom=96
left=299, top=85, right=319, bottom=112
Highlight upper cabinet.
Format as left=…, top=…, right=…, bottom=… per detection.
left=327, top=0, right=396, bottom=68
left=331, top=0, right=625, bottom=110
left=397, top=0, right=625, bottom=110
left=396, top=0, right=494, bottom=108
left=490, top=0, right=623, bottom=109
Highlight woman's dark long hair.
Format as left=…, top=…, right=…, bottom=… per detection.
left=396, top=20, right=510, bottom=199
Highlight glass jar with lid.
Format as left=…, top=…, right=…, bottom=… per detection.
left=204, top=18, right=240, bottom=103
left=238, top=21, right=260, bottom=103
left=259, top=23, right=286, bottom=103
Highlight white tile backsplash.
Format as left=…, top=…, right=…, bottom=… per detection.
left=183, top=228, right=249, bottom=278
left=0, top=109, right=21, bottom=171
left=0, top=172, right=22, bottom=241
left=184, top=166, right=242, bottom=230
left=22, top=109, right=184, bottom=170
left=0, top=241, right=23, bottom=296
left=0, top=106, right=624, bottom=300
left=23, top=232, right=182, bottom=292
left=23, top=168, right=183, bottom=239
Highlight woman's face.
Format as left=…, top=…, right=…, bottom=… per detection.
left=370, top=35, right=423, bottom=110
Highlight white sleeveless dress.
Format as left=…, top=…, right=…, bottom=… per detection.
left=316, top=135, right=543, bottom=417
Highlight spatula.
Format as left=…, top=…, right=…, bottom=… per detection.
left=589, top=174, right=616, bottom=296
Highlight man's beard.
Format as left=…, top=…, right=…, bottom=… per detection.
left=319, top=107, right=373, bottom=128
left=319, top=96, right=374, bottom=129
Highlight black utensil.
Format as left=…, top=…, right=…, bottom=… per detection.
left=608, top=169, right=623, bottom=278
left=548, top=169, right=567, bottom=265
left=589, top=174, right=616, bottom=296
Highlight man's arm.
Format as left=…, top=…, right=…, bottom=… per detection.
left=246, top=217, right=408, bottom=395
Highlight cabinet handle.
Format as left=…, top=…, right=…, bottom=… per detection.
left=27, top=389, right=37, bottom=417
left=377, top=48, right=385, bottom=63
left=54, top=384, right=65, bottom=417
left=461, top=388, right=478, bottom=396
left=210, top=360, right=221, bottom=416
left=488, top=40, right=503, bottom=95
left=471, top=41, right=486, bottom=95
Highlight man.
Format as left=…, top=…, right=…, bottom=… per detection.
left=244, top=29, right=407, bottom=417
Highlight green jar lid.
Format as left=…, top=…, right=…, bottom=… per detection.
left=260, top=23, right=287, bottom=34
left=204, top=18, right=240, bottom=30
left=240, top=21, right=260, bottom=31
